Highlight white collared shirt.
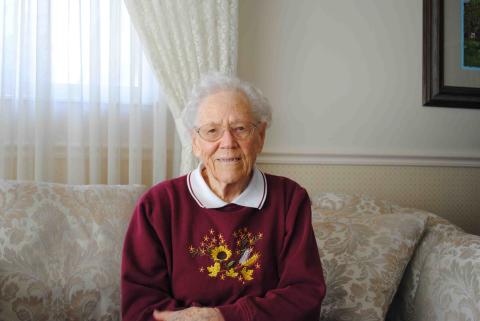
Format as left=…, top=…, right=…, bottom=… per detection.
left=186, top=164, right=267, bottom=210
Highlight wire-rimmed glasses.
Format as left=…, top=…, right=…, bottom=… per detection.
left=194, top=122, right=258, bottom=142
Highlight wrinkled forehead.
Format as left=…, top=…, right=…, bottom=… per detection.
left=195, top=89, right=254, bottom=125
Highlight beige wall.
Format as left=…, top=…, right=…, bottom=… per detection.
left=238, top=0, right=480, bottom=158
left=257, top=163, right=480, bottom=236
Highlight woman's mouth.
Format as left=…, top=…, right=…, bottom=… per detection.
left=216, top=157, right=241, bottom=163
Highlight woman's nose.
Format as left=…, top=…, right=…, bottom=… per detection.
left=219, top=127, right=238, bottom=147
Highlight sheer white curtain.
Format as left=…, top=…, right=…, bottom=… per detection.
left=124, top=0, right=239, bottom=174
left=0, top=0, right=167, bottom=185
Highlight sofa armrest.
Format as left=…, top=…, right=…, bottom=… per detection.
left=388, top=211, right=480, bottom=321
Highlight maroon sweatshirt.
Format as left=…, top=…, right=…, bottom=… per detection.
left=121, top=173, right=326, bottom=321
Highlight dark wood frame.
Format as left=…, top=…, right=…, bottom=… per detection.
left=423, top=0, right=480, bottom=108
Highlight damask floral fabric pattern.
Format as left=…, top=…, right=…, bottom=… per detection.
left=0, top=180, right=145, bottom=321
left=412, top=233, right=480, bottom=321
left=312, top=193, right=428, bottom=321
left=386, top=207, right=463, bottom=321
left=387, top=205, right=479, bottom=321
left=313, top=193, right=480, bottom=321
left=312, top=192, right=394, bottom=216
left=1, top=183, right=479, bottom=321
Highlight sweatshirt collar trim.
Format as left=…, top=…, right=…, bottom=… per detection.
left=187, top=164, right=267, bottom=210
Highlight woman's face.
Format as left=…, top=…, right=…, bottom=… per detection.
left=192, top=89, right=266, bottom=189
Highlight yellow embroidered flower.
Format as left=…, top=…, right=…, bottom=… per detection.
left=210, top=245, right=232, bottom=262
left=225, top=268, right=238, bottom=278
left=207, top=262, right=221, bottom=277
left=240, top=267, right=254, bottom=281
left=242, top=253, right=259, bottom=267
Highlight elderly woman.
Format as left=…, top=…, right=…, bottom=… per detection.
left=121, top=73, right=326, bottom=321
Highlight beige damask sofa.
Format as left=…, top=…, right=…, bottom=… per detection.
left=0, top=179, right=479, bottom=321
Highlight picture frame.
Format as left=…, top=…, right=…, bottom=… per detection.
left=423, top=0, right=480, bottom=108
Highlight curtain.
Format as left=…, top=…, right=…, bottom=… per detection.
left=124, top=0, right=239, bottom=174
left=0, top=0, right=167, bottom=185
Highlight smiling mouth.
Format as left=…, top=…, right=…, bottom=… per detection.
left=216, top=157, right=242, bottom=163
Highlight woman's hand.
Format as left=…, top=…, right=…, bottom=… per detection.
left=153, top=307, right=225, bottom=321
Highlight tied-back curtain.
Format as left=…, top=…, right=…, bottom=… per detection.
left=123, top=0, right=239, bottom=174
left=0, top=0, right=167, bottom=185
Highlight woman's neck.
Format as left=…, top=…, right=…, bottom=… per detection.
left=201, top=167, right=252, bottom=203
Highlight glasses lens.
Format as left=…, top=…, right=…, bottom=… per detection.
left=199, top=124, right=223, bottom=141
left=230, top=123, right=254, bottom=139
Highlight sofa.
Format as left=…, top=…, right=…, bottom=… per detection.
left=0, top=179, right=479, bottom=321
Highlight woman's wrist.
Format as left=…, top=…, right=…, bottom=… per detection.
left=212, top=307, right=224, bottom=321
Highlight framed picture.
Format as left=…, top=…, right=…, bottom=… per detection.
left=423, top=0, right=480, bottom=108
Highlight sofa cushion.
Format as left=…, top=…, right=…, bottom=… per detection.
left=312, top=193, right=427, bottom=321
left=0, top=180, right=146, bottom=321
left=312, top=192, right=394, bottom=216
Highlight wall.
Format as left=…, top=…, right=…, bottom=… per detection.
left=257, top=163, right=480, bottom=235
left=239, top=0, right=480, bottom=235
left=238, top=0, right=480, bottom=159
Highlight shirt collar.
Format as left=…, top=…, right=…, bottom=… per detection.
left=187, top=163, right=267, bottom=209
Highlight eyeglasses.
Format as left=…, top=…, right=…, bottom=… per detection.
left=194, top=122, right=258, bottom=142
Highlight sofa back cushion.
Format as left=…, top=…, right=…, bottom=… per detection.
left=311, top=193, right=428, bottom=321
left=0, top=180, right=145, bottom=321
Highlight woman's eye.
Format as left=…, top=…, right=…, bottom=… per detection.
left=207, top=128, right=218, bottom=134
left=234, top=126, right=246, bottom=132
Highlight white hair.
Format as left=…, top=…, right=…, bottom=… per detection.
left=181, top=72, right=272, bottom=129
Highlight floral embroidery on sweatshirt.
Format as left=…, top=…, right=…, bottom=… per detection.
left=188, top=227, right=262, bottom=284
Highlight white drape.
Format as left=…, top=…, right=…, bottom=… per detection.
left=124, top=0, right=239, bottom=174
left=0, top=0, right=167, bottom=185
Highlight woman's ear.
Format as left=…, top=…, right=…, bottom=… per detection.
left=258, top=122, right=267, bottom=141
left=256, top=122, right=267, bottom=153
left=191, top=131, right=201, bottom=158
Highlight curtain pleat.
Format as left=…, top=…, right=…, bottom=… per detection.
left=66, top=0, right=83, bottom=184
left=153, top=100, right=167, bottom=184
left=89, top=0, right=101, bottom=184
left=128, top=28, right=142, bottom=184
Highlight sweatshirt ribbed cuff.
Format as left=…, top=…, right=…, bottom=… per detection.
left=217, top=300, right=253, bottom=321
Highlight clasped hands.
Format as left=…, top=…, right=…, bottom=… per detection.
left=153, top=307, right=225, bottom=321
